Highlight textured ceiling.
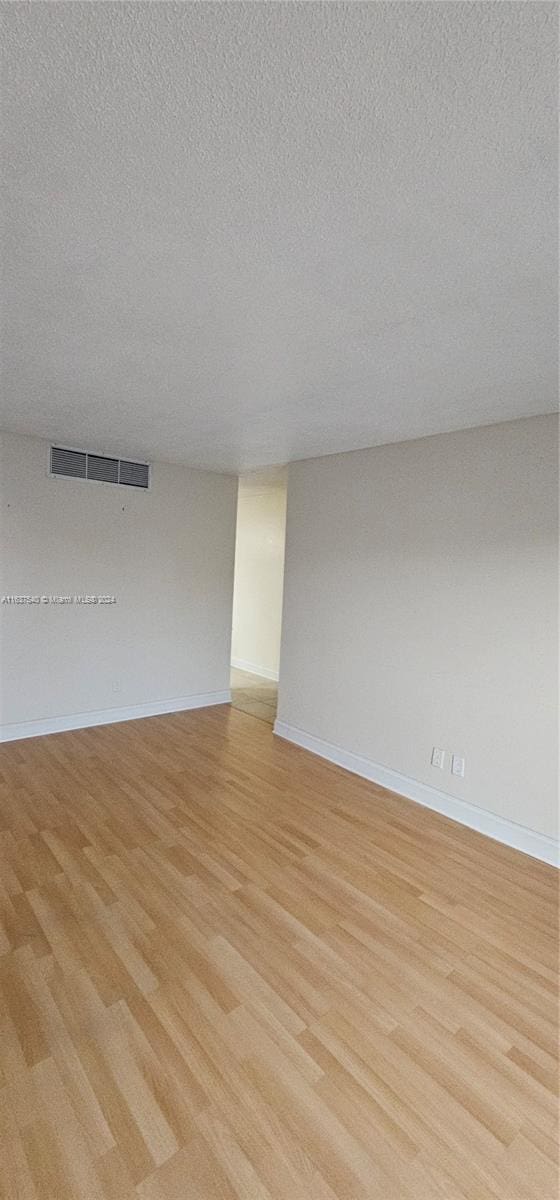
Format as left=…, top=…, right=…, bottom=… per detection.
left=1, top=2, right=557, bottom=472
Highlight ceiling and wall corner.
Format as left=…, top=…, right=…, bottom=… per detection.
left=0, top=2, right=556, bottom=472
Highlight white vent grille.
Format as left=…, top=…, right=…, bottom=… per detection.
left=50, top=446, right=150, bottom=489
left=87, top=454, right=119, bottom=484
left=118, top=459, right=150, bottom=488
left=50, top=446, right=86, bottom=478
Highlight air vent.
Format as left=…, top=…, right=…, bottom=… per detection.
left=50, top=446, right=86, bottom=479
left=50, top=446, right=150, bottom=489
left=87, top=454, right=119, bottom=484
left=118, top=459, right=150, bottom=488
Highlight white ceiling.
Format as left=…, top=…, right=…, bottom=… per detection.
left=1, top=2, right=556, bottom=473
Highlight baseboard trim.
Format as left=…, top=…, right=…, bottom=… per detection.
left=231, top=658, right=279, bottom=682
left=273, top=720, right=558, bottom=868
left=0, top=690, right=232, bottom=744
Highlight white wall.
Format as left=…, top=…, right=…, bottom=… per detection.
left=231, top=474, right=287, bottom=680
left=277, top=415, right=558, bottom=848
left=0, top=431, right=237, bottom=736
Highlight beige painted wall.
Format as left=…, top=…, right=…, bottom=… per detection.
left=231, top=475, right=287, bottom=679
left=0, top=431, right=237, bottom=730
left=278, top=415, right=558, bottom=840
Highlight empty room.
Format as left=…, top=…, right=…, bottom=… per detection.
left=0, top=3, right=558, bottom=1199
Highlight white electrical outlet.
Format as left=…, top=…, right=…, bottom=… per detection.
left=111, top=681, right=122, bottom=694
left=452, top=754, right=465, bottom=778
left=431, top=747, right=445, bottom=769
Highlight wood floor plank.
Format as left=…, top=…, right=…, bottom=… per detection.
left=0, top=705, right=557, bottom=1198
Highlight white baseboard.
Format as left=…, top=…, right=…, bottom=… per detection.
left=274, top=720, right=558, bottom=868
left=0, top=690, right=232, bottom=744
left=231, top=658, right=279, bottom=682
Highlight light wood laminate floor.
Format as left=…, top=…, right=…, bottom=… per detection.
left=0, top=705, right=557, bottom=1199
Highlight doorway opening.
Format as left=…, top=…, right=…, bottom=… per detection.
left=230, top=467, right=287, bottom=725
